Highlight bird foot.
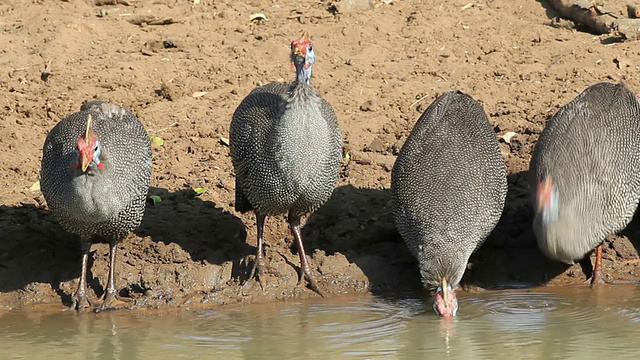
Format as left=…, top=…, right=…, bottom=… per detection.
left=298, top=269, right=325, bottom=298
left=68, top=292, right=92, bottom=312
left=247, top=256, right=267, bottom=290
left=584, top=270, right=615, bottom=288
left=95, top=291, right=130, bottom=312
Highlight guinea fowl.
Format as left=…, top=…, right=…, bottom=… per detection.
left=391, top=90, right=507, bottom=317
left=40, top=100, right=151, bottom=311
left=530, top=82, right=640, bottom=286
left=229, top=31, right=343, bottom=295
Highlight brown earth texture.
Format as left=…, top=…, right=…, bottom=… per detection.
left=1, top=0, right=640, bottom=312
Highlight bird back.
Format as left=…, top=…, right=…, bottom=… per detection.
left=530, top=82, right=640, bottom=259
left=391, top=90, right=507, bottom=286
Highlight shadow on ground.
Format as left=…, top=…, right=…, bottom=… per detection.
left=304, top=183, right=421, bottom=297
left=306, top=170, right=573, bottom=298
left=468, top=170, right=570, bottom=289
left=0, top=187, right=250, bottom=307
left=0, top=203, right=77, bottom=296
left=138, top=186, right=250, bottom=268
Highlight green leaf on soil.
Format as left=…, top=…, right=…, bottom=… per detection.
left=194, top=187, right=207, bottom=195
left=149, top=195, right=162, bottom=205
left=343, top=151, right=351, bottom=162
left=150, top=136, right=164, bottom=147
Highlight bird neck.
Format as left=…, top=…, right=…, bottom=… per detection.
left=419, top=254, right=464, bottom=291
left=295, top=62, right=312, bottom=85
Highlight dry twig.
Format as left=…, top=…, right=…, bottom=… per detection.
left=94, top=0, right=136, bottom=5
left=126, top=16, right=185, bottom=26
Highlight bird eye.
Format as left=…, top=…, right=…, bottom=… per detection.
left=307, top=44, right=313, bottom=52
left=94, top=145, right=99, bottom=152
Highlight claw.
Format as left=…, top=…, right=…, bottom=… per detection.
left=95, top=291, right=130, bottom=313
left=297, top=265, right=325, bottom=297
left=248, top=254, right=267, bottom=290
left=68, top=292, right=92, bottom=312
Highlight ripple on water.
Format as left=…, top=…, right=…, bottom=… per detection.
left=461, top=289, right=602, bottom=336
left=312, top=298, right=422, bottom=356
left=616, top=307, right=640, bottom=324
left=171, top=297, right=424, bottom=357
left=2, top=291, right=640, bottom=359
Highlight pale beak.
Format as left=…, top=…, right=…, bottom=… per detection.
left=80, top=152, right=91, bottom=172
left=441, top=278, right=449, bottom=303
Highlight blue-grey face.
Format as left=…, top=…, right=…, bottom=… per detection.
left=291, top=41, right=315, bottom=84
left=304, top=43, right=315, bottom=66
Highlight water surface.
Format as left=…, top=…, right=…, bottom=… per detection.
left=1, top=286, right=639, bottom=359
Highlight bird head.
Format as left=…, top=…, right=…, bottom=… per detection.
left=290, top=30, right=315, bottom=85
left=75, top=114, right=104, bottom=173
left=433, top=278, right=458, bottom=318
left=536, top=176, right=558, bottom=223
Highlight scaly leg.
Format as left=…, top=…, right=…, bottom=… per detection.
left=101, top=237, right=120, bottom=308
left=69, top=236, right=92, bottom=311
left=289, top=215, right=324, bottom=297
left=591, top=243, right=605, bottom=288
left=248, top=214, right=267, bottom=287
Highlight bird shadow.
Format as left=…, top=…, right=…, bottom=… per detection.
left=302, top=183, right=423, bottom=297
left=0, top=186, right=250, bottom=303
left=136, top=186, right=251, bottom=273
left=467, top=170, right=570, bottom=289
left=0, top=203, right=79, bottom=296
left=304, top=170, right=573, bottom=299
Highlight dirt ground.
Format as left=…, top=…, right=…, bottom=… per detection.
left=1, top=0, right=640, bottom=311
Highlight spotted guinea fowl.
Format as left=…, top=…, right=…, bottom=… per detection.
left=531, top=82, right=640, bottom=287
left=391, top=90, right=507, bottom=317
left=40, top=100, right=151, bottom=311
left=229, top=31, right=343, bottom=295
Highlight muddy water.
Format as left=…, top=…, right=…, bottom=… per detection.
left=0, top=287, right=639, bottom=359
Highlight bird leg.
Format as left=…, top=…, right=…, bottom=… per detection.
left=98, top=236, right=130, bottom=311
left=289, top=215, right=324, bottom=297
left=101, top=237, right=119, bottom=308
left=248, top=214, right=267, bottom=287
left=69, top=236, right=92, bottom=311
left=582, top=243, right=615, bottom=287
left=590, top=243, right=605, bottom=288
